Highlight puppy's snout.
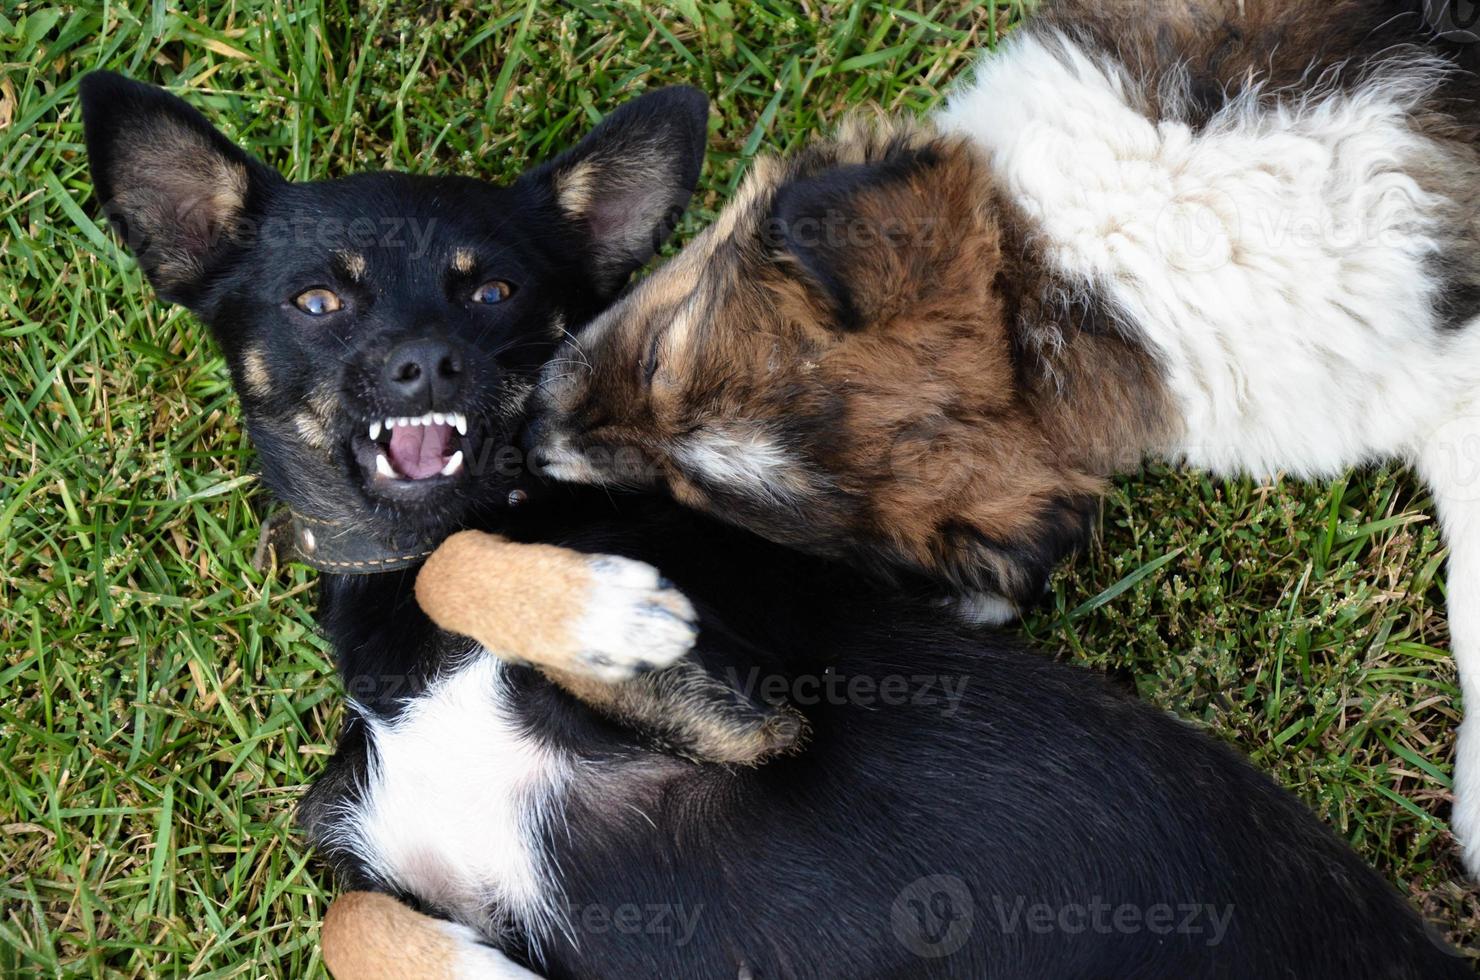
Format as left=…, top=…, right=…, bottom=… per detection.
left=384, top=337, right=463, bottom=408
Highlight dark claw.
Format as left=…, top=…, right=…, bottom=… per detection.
left=642, top=602, right=696, bottom=627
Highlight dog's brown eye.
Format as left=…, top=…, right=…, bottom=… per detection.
left=293, top=288, right=343, bottom=316
left=471, top=280, right=513, bottom=305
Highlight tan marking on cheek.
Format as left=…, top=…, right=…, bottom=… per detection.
left=293, top=412, right=329, bottom=449
left=337, top=250, right=367, bottom=281
left=451, top=248, right=476, bottom=274
left=310, top=383, right=338, bottom=423
left=240, top=348, right=272, bottom=399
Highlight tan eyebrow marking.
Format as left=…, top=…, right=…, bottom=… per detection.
left=337, top=250, right=367, bottom=281
left=452, top=248, right=476, bottom=274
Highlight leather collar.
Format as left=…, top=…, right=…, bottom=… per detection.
left=254, top=509, right=437, bottom=575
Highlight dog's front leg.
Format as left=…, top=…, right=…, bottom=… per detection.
left=1420, top=420, right=1480, bottom=876
left=322, top=891, right=542, bottom=979
left=416, top=530, right=699, bottom=682
left=415, top=530, right=805, bottom=765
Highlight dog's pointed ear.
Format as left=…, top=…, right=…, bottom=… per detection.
left=771, top=143, right=978, bottom=332
left=80, top=71, right=281, bottom=304
left=524, top=86, right=709, bottom=297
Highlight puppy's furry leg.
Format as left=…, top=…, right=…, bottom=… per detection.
left=547, top=660, right=807, bottom=765
left=322, top=892, right=541, bottom=979
left=416, top=530, right=698, bottom=682
left=1418, top=419, right=1480, bottom=876
left=417, top=530, right=804, bottom=764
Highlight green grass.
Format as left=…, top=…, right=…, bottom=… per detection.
left=1, top=0, right=1475, bottom=974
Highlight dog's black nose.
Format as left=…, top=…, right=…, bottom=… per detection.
left=384, top=338, right=462, bottom=407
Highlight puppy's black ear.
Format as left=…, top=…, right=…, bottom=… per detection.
left=524, top=86, right=709, bottom=297
left=80, top=71, right=280, bottom=304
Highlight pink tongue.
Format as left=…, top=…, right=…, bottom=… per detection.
left=387, top=423, right=453, bottom=479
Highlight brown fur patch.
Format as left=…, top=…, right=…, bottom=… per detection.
left=548, top=661, right=807, bottom=765
left=451, top=248, right=476, bottom=274
left=415, top=530, right=596, bottom=671
left=1035, top=0, right=1480, bottom=128
left=321, top=891, right=459, bottom=980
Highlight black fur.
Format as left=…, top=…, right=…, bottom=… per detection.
left=82, top=73, right=1469, bottom=978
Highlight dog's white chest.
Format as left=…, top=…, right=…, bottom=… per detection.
left=941, top=31, right=1480, bottom=477
left=340, top=655, right=567, bottom=937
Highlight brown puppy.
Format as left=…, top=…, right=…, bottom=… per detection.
left=526, top=0, right=1480, bottom=871
left=530, top=117, right=1172, bottom=618
left=529, top=1, right=1480, bottom=620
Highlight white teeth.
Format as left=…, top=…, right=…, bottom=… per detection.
left=386, top=418, right=398, bottom=430
left=432, top=412, right=446, bottom=425
left=453, top=413, right=468, bottom=435
left=375, top=453, right=396, bottom=478
left=440, top=450, right=464, bottom=477
left=369, top=420, right=382, bottom=441
left=398, top=417, right=411, bottom=428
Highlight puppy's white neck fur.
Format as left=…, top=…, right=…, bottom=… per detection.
left=939, top=29, right=1480, bottom=477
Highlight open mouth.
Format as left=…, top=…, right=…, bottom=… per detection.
left=356, top=410, right=471, bottom=495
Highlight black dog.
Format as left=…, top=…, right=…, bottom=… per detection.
left=82, top=71, right=1470, bottom=978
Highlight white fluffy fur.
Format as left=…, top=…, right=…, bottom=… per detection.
left=679, top=428, right=817, bottom=504
left=332, top=656, right=569, bottom=955
left=571, top=553, right=699, bottom=681
left=941, top=30, right=1480, bottom=870
left=437, top=918, right=544, bottom=978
